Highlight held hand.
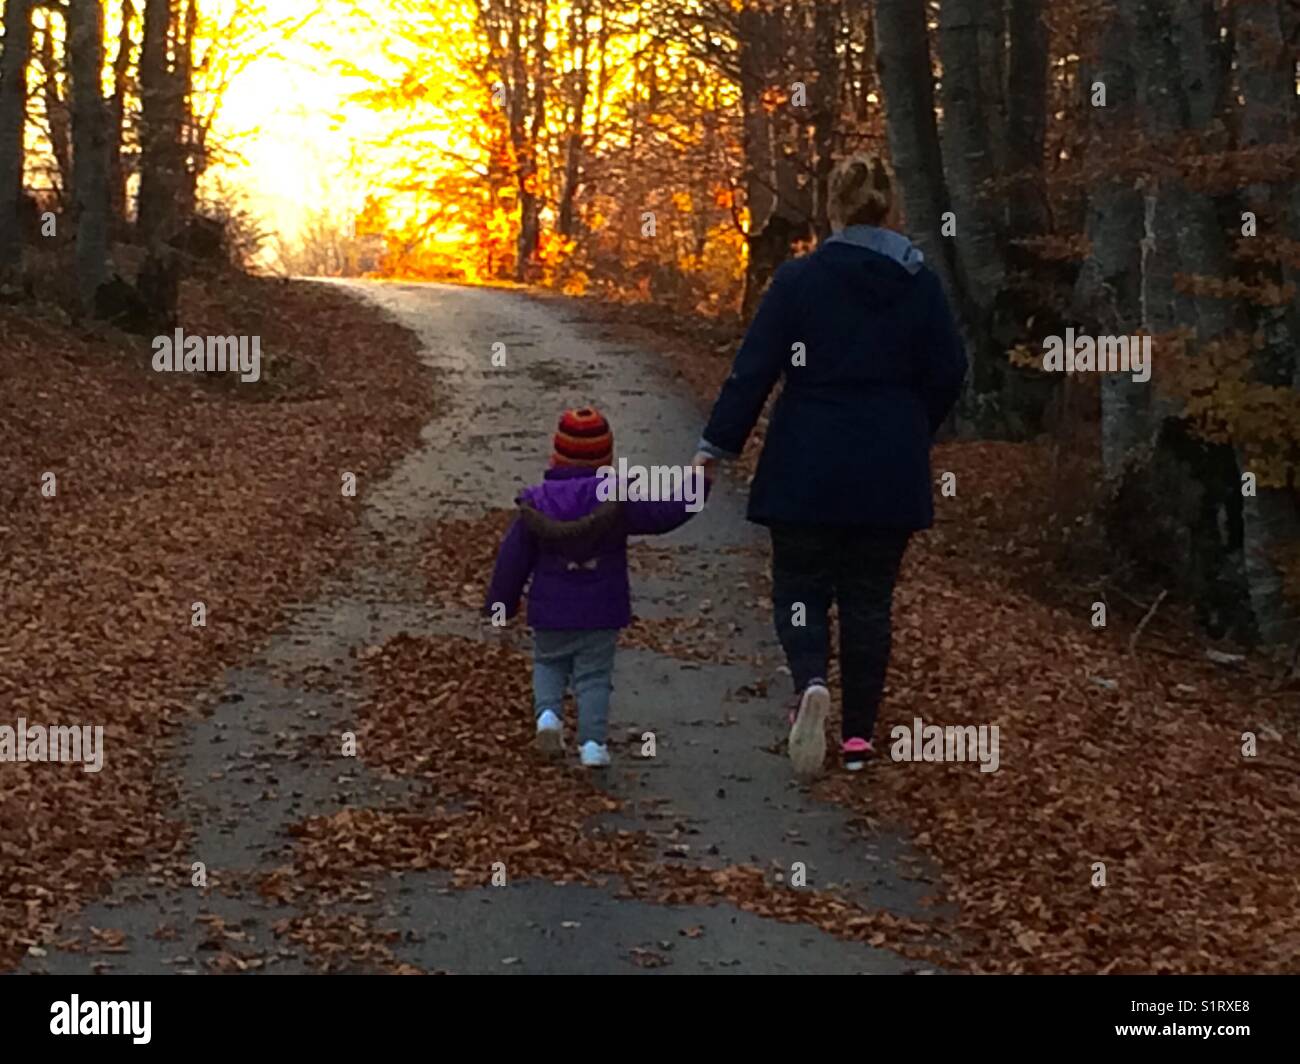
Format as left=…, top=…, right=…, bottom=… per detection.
left=690, top=452, right=716, bottom=484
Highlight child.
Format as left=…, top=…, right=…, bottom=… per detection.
left=485, top=407, right=709, bottom=767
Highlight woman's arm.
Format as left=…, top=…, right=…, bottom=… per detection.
left=698, top=265, right=795, bottom=459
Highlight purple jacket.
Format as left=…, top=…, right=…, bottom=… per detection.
left=484, top=466, right=708, bottom=630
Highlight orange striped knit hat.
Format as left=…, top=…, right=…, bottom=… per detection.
left=552, top=407, right=614, bottom=468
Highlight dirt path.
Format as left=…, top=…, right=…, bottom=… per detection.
left=20, top=280, right=937, bottom=975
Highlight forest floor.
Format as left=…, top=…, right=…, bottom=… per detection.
left=2, top=277, right=1298, bottom=974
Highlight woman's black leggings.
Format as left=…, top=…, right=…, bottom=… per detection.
left=770, top=524, right=910, bottom=742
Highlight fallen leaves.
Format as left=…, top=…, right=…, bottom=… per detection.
left=421, top=510, right=515, bottom=609
left=645, top=313, right=1300, bottom=975
left=623, top=615, right=750, bottom=664
left=11, top=275, right=1298, bottom=976
left=627, top=946, right=670, bottom=968
left=271, top=913, right=425, bottom=975
left=810, top=490, right=1300, bottom=973
left=263, top=630, right=950, bottom=967
left=271, top=634, right=655, bottom=898
left=0, top=273, right=436, bottom=970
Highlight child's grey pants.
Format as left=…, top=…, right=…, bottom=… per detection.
left=532, top=628, right=618, bottom=745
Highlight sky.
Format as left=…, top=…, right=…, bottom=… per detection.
left=206, top=0, right=394, bottom=246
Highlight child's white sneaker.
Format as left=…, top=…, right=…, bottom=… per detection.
left=535, top=710, right=563, bottom=757
left=579, top=740, right=610, bottom=768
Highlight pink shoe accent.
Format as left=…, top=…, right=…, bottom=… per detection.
left=843, top=738, right=872, bottom=754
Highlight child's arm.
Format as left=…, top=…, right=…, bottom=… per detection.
left=484, top=514, right=538, bottom=620
left=622, top=471, right=713, bottom=536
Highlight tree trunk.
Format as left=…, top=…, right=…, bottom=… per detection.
left=175, top=0, right=199, bottom=222
left=770, top=9, right=811, bottom=251
left=0, top=0, right=32, bottom=276
left=1074, top=0, right=1148, bottom=479
left=1138, top=0, right=1232, bottom=340
left=557, top=0, right=592, bottom=240
left=1006, top=0, right=1050, bottom=243
left=138, top=0, right=179, bottom=247
left=937, top=0, right=1007, bottom=318
left=873, top=0, right=957, bottom=296
left=940, top=0, right=1033, bottom=434
left=977, top=0, right=1008, bottom=177
left=137, top=0, right=180, bottom=330
left=508, top=0, right=547, bottom=282
left=1233, top=0, right=1300, bottom=645
left=38, top=15, right=70, bottom=206
left=106, top=0, right=135, bottom=236
left=739, top=3, right=777, bottom=315
left=810, top=0, right=842, bottom=241
left=68, top=0, right=109, bottom=312
left=1124, top=0, right=1252, bottom=639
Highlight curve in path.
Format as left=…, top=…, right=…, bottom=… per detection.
left=21, top=280, right=937, bottom=975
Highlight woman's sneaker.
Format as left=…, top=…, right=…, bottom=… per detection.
left=842, top=737, right=873, bottom=772
left=579, top=740, right=611, bottom=768
left=788, top=682, right=829, bottom=780
left=535, top=709, right=563, bottom=757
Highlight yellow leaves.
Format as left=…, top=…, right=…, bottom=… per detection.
left=759, top=84, right=787, bottom=114
left=1162, top=329, right=1300, bottom=489
left=699, top=220, right=747, bottom=288
left=560, top=269, right=590, bottom=296
left=352, top=194, right=389, bottom=238
left=1007, top=343, right=1042, bottom=370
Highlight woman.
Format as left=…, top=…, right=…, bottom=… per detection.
left=693, top=153, right=968, bottom=778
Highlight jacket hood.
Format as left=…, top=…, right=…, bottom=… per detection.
left=813, top=237, right=925, bottom=311
left=519, top=469, right=603, bottom=519
left=517, top=469, right=622, bottom=545
left=824, top=224, right=925, bottom=273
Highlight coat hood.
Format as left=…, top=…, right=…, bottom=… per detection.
left=517, top=468, right=622, bottom=546
left=824, top=224, right=925, bottom=273
left=812, top=237, right=926, bottom=312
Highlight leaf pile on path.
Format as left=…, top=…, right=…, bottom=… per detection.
left=628, top=542, right=689, bottom=575
left=271, top=912, right=426, bottom=975
left=421, top=510, right=515, bottom=609
left=0, top=275, right=436, bottom=971
left=623, top=615, right=752, bottom=664
left=264, top=631, right=950, bottom=967
left=272, top=635, right=653, bottom=898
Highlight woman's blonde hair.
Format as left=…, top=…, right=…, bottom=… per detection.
left=828, top=152, right=894, bottom=230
